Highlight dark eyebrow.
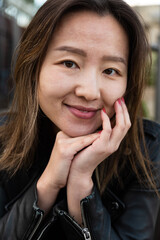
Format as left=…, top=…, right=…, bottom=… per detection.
left=54, top=45, right=127, bottom=65
left=54, top=46, right=87, bottom=57
left=102, top=55, right=127, bottom=66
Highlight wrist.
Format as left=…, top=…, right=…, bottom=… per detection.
left=67, top=174, right=93, bottom=226
left=68, top=171, right=93, bottom=184
left=67, top=174, right=93, bottom=197
left=37, top=174, right=60, bottom=192
left=36, top=176, right=61, bottom=213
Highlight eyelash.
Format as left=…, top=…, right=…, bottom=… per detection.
left=61, top=60, right=120, bottom=76
left=62, top=60, right=78, bottom=69
left=103, top=68, right=119, bottom=76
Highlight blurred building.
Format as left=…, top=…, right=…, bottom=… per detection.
left=134, top=4, right=160, bottom=121
left=134, top=5, right=160, bottom=45
left=0, top=0, right=36, bottom=111
left=1, top=0, right=37, bottom=27
left=0, top=12, right=24, bottom=110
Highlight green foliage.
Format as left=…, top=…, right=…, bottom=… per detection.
left=148, top=51, right=158, bottom=86
left=142, top=100, right=149, bottom=118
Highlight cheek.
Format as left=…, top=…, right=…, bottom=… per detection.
left=38, top=68, right=76, bottom=100
left=103, top=86, right=126, bottom=102
left=102, top=83, right=127, bottom=114
left=38, top=77, right=63, bottom=103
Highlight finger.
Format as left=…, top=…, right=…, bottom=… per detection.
left=56, top=131, right=70, bottom=139
left=95, top=109, right=112, bottom=149
left=121, top=97, right=131, bottom=128
left=69, top=132, right=100, bottom=155
left=110, top=99, right=127, bottom=144
left=101, top=108, right=112, bottom=131
left=55, top=131, right=100, bottom=158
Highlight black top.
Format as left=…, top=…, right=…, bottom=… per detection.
left=0, top=119, right=160, bottom=240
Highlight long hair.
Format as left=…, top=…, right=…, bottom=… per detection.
left=0, top=0, right=155, bottom=193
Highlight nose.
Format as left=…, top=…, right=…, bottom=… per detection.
left=75, top=72, right=100, bottom=101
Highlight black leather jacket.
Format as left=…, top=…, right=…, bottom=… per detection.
left=0, top=119, right=160, bottom=240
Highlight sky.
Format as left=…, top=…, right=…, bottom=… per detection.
left=126, top=0, right=160, bottom=5
left=34, top=0, right=160, bottom=7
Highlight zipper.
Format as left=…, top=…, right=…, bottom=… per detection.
left=58, top=210, right=91, bottom=240
left=82, top=228, right=91, bottom=240
left=81, top=200, right=92, bottom=240
left=36, top=216, right=57, bottom=240
left=81, top=201, right=87, bottom=228
left=27, top=209, right=44, bottom=240
left=59, top=210, right=83, bottom=232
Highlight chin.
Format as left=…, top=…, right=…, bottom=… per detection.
left=62, top=125, right=101, bottom=137
left=64, top=130, right=90, bottom=137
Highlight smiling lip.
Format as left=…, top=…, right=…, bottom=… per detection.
left=65, top=104, right=98, bottom=119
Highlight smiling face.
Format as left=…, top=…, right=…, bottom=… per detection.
left=38, top=10, right=129, bottom=137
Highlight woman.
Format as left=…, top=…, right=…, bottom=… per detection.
left=0, top=0, right=160, bottom=239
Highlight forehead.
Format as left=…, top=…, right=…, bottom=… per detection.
left=48, top=10, right=129, bottom=60
left=55, top=10, right=127, bottom=37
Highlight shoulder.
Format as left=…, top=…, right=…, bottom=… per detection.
left=142, top=119, right=160, bottom=187
left=142, top=119, right=160, bottom=164
left=143, top=118, right=160, bottom=141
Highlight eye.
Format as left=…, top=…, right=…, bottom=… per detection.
left=63, top=61, right=77, bottom=69
left=103, top=68, right=117, bottom=76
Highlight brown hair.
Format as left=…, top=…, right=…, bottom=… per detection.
left=0, top=0, right=155, bottom=193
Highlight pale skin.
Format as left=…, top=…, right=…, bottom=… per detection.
left=37, top=11, right=131, bottom=225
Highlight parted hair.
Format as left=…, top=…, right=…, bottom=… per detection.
left=0, top=0, right=155, bottom=193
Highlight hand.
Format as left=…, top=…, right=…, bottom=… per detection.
left=68, top=98, right=131, bottom=179
left=67, top=98, right=131, bottom=224
left=36, top=131, right=100, bottom=212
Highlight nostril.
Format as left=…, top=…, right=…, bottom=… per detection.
left=75, top=86, right=100, bottom=101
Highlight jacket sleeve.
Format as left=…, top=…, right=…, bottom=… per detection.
left=55, top=182, right=160, bottom=240
left=0, top=181, right=45, bottom=240
left=55, top=120, right=160, bottom=240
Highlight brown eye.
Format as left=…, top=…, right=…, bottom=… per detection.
left=103, top=68, right=116, bottom=76
left=63, top=61, right=77, bottom=68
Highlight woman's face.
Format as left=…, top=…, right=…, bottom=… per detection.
left=38, top=11, right=129, bottom=137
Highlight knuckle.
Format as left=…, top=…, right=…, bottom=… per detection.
left=109, top=143, right=119, bottom=153
left=114, top=143, right=120, bottom=152
left=58, top=145, right=65, bottom=156
left=127, top=121, right=132, bottom=129
left=56, top=131, right=62, bottom=138
left=106, top=128, right=112, bottom=135
left=106, top=148, right=113, bottom=155
left=56, top=138, right=63, bottom=145
left=56, top=132, right=63, bottom=142
left=97, top=145, right=106, bottom=155
left=108, top=145, right=115, bottom=154
left=117, top=123, right=125, bottom=131
left=100, top=148, right=107, bottom=155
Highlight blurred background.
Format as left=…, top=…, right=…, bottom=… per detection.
left=0, top=0, right=160, bottom=122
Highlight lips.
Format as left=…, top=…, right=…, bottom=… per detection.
left=65, top=104, right=98, bottom=119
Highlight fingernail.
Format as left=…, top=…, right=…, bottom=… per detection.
left=118, top=99, right=122, bottom=105
left=103, top=108, right=106, bottom=113
left=121, top=97, right=125, bottom=103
